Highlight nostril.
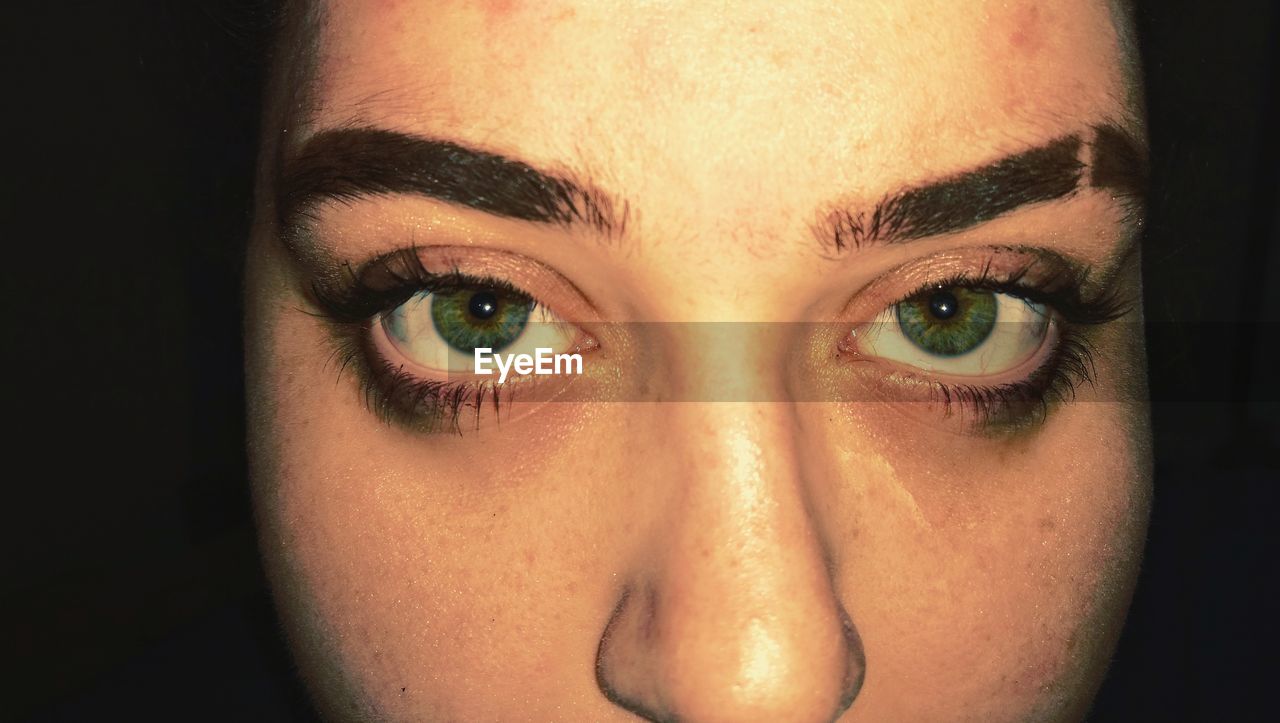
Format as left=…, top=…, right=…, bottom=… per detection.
left=835, top=606, right=867, bottom=719
left=596, top=584, right=868, bottom=723
left=596, top=585, right=675, bottom=721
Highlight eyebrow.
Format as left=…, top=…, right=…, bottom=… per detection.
left=278, top=123, right=1146, bottom=252
left=278, top=127, right=628, bottom=236
left=818, top=124, right=1148, bottom=251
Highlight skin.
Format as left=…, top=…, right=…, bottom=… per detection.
left=245, top=1, right=1153, bottom=720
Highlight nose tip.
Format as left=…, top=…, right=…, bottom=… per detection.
left=595, top=401, right=864, bottom=722
left=596, top=584, right=865, bottom=723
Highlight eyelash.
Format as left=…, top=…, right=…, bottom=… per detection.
left=308, top=248, right=1130, bottom=434
left=869, top=258, right=1131, bottom=430
left=310, top=247, right=536, bottom=433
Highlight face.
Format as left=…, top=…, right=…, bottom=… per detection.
left=245, top=1, right=1152, bottom=720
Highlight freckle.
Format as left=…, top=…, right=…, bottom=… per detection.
left=769, top=48, right=795, bottom=70
left=1039, top=516, right=1056, bottom=532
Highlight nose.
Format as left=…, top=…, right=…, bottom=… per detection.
left=595, top=403, right=865, bottom=722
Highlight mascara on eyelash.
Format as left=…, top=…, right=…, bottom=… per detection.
left=309, top=244, right=1130, bottom=434
left=891, top=254, right=1133, bottom=328
left=882, top=260, right=1124, bottom=431
left=304, top=246, right=543, bottom=434
left=922, top=330, right=1101, bottom=431
left=309, top=246, right=535, bottom=325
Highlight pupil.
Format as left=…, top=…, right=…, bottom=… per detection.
left=928, top=290, right=958, bottom=320
left=468, top=291, right=499, bottom=320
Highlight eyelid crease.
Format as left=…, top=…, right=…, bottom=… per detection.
left=889, top=258, right=1133, bottom=328
left=844, top=245, right=1135, bottom=331
left=308, top=245, right=547, bottom=325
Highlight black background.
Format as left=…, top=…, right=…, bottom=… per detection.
left=7, top=1, right=1277, bottom=721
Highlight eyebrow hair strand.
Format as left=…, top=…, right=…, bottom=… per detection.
left=818, top=124, right=1147, bottom=252
left=823, top=134, right=1086, bottom=252
left=1090, top=123, right=1149, bottom=199
left=277, top=127, right=626, bottom=237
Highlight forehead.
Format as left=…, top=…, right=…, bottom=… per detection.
left=300, top=0, right=1135, bottom=226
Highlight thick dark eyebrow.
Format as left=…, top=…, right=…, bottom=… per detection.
left=277, top=127, right=627, bottom=236
left=818, top=124, right=1148, bottom=251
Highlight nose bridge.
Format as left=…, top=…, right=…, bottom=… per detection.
left=598, top=402, right=864, bottom=722
left=665, top=321, right=794, bottom=403
left=675, top=403, right=809, bottom=585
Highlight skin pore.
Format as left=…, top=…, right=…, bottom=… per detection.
left=245, top=1, right=1153, bottom=721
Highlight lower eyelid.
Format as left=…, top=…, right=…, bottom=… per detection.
left=330, top=247, right=1106, bottom=432
left=349, top=307, right=598, bottom=432
left=916, top=319, right=1060, bottom=385
left=837, top=315, right=1083, bottom=418
left=844, top=310, right=1059, bottom=376
left=370, top=312, right=450, bottom=380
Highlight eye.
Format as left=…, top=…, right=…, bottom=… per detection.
left=378, top=283, right=577, bottom=374
left=855, top=286, right=1052, bottom=376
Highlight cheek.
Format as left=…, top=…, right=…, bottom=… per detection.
left=247, top=263, right=1153, bottom=721
left=249, top=317, right=634, bottom=718
left=814, top=400, right=1151, bottom=720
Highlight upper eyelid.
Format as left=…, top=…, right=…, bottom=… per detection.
left=311, top=242, right=1124, bottom=331
left=308, top=245, right=597, bottom=325
left=859, top=270, right=1130, bottom=343
left=282, top=195, right=608, bottom=310
left=842, top=246, right=1098, bottom=316
left=397, top=272, right=582, bottom=333
left=414, top=271, right=541, bottom=303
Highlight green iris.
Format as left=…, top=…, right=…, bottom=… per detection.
left=430, top=287, right=533, bottom=353
left=895, top=287, right=997, bottom=356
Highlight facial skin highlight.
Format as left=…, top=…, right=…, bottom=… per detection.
left=245, top=1, right=1153, bottom=721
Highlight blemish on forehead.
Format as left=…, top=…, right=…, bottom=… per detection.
left=975, top=0, right=1110, bottom=126
left=364, top=0, right=410, bottom=17
left=482, top=0, right=522, bottom=19
left=1006, top=3, right=1044, bottom=54
left=481, top=0, right=576, bottom=23
left=478, top=0, right=579, bottom=37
